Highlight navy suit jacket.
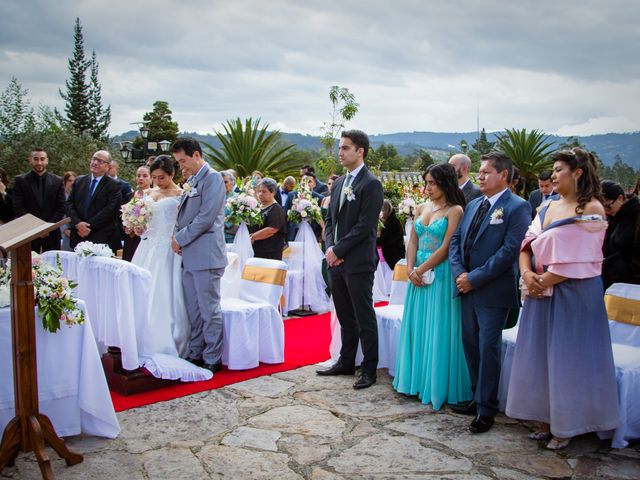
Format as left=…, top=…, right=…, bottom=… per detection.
left=450, top=189, right=531, bottom=308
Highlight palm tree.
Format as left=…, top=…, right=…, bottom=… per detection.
left=495, top=128, right=556, bottom=196
left=202, top=118, right=299, bottom=178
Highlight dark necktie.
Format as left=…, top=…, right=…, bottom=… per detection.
left=84, top=178, right=98, bottom=218
left=36, top=175, right=45, bottom=205
left=464, top=198, right=491, bottom=270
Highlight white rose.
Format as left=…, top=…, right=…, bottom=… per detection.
left=301, top=210, right=308, bottom=218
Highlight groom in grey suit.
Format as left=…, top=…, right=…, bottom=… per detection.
left=171, top=138, right=228, bottom=374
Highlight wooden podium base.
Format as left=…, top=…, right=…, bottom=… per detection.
left=0, top=413, right=83, bottom=479
left=101, top=347, right=181, bottom=396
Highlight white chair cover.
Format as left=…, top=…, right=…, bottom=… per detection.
left=388, top=259, right=408, bottom=305
left=0, top=301, right=120, bottom=438
left=221, top=251, right=240, bottom=298
left=372, top=252, right=392, bottom=302
left=284, top=223, right=330, bottom=313
left=404, top=218, right=413, bottom=239
left=221, top=257, right=287, bottom=370
left=606, top=283, right=640, bottom=347
left=228, top=221, right=254, bottom=275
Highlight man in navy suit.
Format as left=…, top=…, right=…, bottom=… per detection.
left=528, top=170, right=556, bottom=220
left=449, top=152, right=531, bottom=433
left=317, top=130, right=384, bottom=389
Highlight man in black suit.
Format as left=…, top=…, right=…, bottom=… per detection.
left=108, top=159, right=134, bottom=254
left=317, top=130, right=384, bottom=389
left=66, top=150, right=122, bottom=250
left=528, top=170, right=556, bottom=219
left=449, top=154, right=482, bottom=204
left=301, top=165, right=329, bottom=196
left=12, top=148, right=65, bottom=252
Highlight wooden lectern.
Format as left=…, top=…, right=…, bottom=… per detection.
left=0, top=214, right=83, bottom=479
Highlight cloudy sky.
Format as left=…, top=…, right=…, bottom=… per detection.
left=1, top=0, right=639, bottom=137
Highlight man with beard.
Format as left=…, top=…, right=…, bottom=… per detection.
left=449, top=154, right=482, bottom=204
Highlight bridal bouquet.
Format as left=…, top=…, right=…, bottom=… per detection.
left=397, top=196, right=418, bottom=223
left=288, top=178, right=322, bottom=224
left=74, top=241, right=113, bottom=257
left=225, top=193, right=263, bottom=227
left=0, top=253, right=85, bottom=332
left=121, top=196, right=153, bottom=236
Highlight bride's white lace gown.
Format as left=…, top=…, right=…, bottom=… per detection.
left=132, top=196, right=190, bottom=357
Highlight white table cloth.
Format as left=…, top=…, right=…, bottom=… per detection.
left=0, top=301, right=120, bottom=438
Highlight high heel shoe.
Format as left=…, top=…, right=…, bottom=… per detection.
left=546, top=437, right=570, bottom=450
left=528, top=431, right=551, bottom=441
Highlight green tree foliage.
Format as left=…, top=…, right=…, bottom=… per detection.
left=601, top=155, right=639, bottom=189
left=320, top=85, right=359, bottom=157
left=409, top=149, right=435, bottom=172
left=472, top=128, right=495, bottom=155
left=87, top=51, right=111, bottom=139
left=496, top=128, right=556, bottom=196
left=144, top=101, right=179, bottom=143
left=202, top=118, right=300, bottom=178
left=57, top=18, right=110, bottom=139
left=0, top=77, right=35, bottom=139
left=368, top=143, right=404, bottom=171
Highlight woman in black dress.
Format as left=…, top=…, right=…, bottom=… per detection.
left=249, top=178, right=287, bottom=260
left=601, top=180, right=640, bottom=289
left=377, top=199, right=406, bottom=270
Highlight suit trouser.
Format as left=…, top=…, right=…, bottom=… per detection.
left=182, top=267, right=225, bottom=363
left=460, top=296, right=509, bottom=417
left=31, top=231, right=61, bottom=253
left=329, top=266, right=378, bottom=375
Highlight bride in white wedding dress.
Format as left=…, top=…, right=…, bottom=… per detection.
left=132, top=156, right=190, bottom=358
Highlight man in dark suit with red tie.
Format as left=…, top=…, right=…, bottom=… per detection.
left=317, top=130, right=384, bottom=390
left=12, top=148, right=65, bottom=252
left=66, top=150, right=122, bottom=250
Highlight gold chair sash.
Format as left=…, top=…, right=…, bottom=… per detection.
left=605, top=294, right=640, bottom=326
left=242, top=265, right=287, bottom=286
left=393, top=264, right=409, bottom=282
left=282, top=247, right=292, bottom=259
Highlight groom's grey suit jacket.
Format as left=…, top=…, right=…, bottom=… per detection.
left=175, top=165, right=228, bottom=271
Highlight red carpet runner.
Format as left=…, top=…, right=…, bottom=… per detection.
left=111, top=310, right=333, bottom=411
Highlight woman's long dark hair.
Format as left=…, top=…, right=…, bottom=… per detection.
left=424, top=163, right=466, bottom=208
left=551, top=148, right=602, bottom=214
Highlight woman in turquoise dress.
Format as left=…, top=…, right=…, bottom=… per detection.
left=393, top=163, right=472, bottom=410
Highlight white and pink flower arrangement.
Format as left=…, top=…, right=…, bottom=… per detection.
left=225, top=192, right=263, bottom=227
left=73, top=241, right=113, bottom=258
left=397, top=197, right=418, bottom=223
left=0, top=253, right=85, bottom=332
left=121, top=196, right=153, bottom=237
left=287, top=177, right=322, bottom=224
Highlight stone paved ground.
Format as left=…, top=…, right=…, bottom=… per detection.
left=2, top=365, right=639, bottom=479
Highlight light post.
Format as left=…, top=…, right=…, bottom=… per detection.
left=119, top=124, right=171, bottom=164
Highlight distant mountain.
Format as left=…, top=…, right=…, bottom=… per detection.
left=112, top=130, right=640, bottom=169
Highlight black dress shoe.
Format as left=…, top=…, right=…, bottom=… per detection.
left=353, top=372, right=376, bottom=389
left=187, top=357, right=204, bottom=367
left=451, top=400, right=477, bottom=416
left=469, top=415, right=494, bottom=434
left=202, top=362, right=223, bottom=373
left=316, top=362, right=355, bottom=376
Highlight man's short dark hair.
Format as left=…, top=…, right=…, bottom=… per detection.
left=301, top=164, right=315, bottom=174
left=171, top=137, right=202, bottom=157
left=341, top=129, right=369, bottom=159
left=481, top=151, right=513, bottom=182
left=302, top=173, right=317, bottom=182
left=538, top=170, right=552, bottom=181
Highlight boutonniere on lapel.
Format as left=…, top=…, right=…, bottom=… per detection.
left=490, top=207, right=504, bottom=224
left=343, top=185, right=355, bottom=202
left=182, top=182, right=198, bottom=198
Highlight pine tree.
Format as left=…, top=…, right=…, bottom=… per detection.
left=88, top=50, right=111, bottom=139
left=58, top=18, right=91, bottom=134
left=0, top=77, right=35, bottom=138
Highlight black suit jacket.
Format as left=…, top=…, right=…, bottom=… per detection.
left=377, top=211, right=406, bottom=270
left=325, top=166, right=384, bottom=274
left=528, top=189, right=558, bottom=220
left=461, top=180, right=482, bottom=204
left=66, top=174, right=122, bottom=248
left=12, top=171, right=65, bottom=245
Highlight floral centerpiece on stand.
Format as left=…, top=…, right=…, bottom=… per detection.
left=121, top=196, right=153, bottom=237
left=74, top=241, right=113, bottom=257
left=225, top=192, right=263, bottom=227
left=0, top=253, right=85, bottom=332
left=288, top=177, right=322, bottom=224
